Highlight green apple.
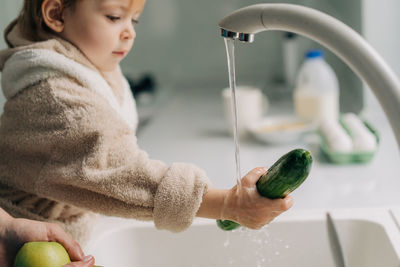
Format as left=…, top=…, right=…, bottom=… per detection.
left=14, top=242, right=71, bottom=267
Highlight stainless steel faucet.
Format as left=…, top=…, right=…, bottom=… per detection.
left=218, top=4, right=400, bottom=149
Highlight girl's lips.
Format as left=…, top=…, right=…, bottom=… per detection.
left=112, top=51, right=126, bottom=57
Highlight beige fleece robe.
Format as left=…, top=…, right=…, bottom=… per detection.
left=0, top=20, right=211, bottom=245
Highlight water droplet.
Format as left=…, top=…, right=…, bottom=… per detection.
left=223, top=239, right=230, bottom=247
left=223, top=233, right=230, bottom=247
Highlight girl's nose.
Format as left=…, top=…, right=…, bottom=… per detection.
left=121, top=24, right=135, bottom=40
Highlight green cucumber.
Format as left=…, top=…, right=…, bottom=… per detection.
left=217, top=148, right=312, bottom=231
left=216, top=218, right=241, bottom=230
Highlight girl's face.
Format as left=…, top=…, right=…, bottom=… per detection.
left=61, top=0, right=145, bottom=72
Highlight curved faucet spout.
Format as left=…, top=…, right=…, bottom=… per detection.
left=218, top=4, right=400, bottom=149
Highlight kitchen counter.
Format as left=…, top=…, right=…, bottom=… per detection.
left=137, top=86, right=400, bottom=210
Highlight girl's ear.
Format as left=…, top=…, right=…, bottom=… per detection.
left=42, top=0, right=65, bottom=33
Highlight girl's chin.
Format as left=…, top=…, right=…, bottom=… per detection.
left=96, top=62, right=120, bottom=72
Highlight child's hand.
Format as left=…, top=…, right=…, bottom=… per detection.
left=0, top=208, right=94, bottom=267
left=221, top=167, right=294, bottom=229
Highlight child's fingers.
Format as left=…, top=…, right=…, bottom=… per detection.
left=262, top=195, right=294, bottom=212
left=242, top=167, right=268, bottom=186
left=248, top=196, right=293, bottom=229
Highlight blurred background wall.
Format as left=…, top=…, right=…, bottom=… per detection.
left=0, top=0, right=399, bottom=115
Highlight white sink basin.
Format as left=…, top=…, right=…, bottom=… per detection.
left=86, top=208, right=400, bottom=267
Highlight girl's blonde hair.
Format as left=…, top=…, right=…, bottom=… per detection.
left=15, top=0, right=138, bottom=42
left=16, top=0, right=77, bottom=42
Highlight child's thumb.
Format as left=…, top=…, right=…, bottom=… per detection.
left=242, top=167, right=268, bottom=186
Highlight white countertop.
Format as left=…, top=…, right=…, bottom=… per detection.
left=136, top=86, right=400, bottom=210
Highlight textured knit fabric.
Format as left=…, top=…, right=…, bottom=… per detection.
left=0, top=20, right=211, bottom=245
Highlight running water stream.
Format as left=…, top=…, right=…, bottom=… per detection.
left=222, top=37, right=289, bottom=266
left=224, top=38, right=242, bottom=192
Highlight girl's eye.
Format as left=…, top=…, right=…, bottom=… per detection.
left=131, top=19, right=139, bottom=25
left=106, top=15, right=120, bottom=22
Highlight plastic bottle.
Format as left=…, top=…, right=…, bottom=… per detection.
left=293, top=50, right=339, bottom=124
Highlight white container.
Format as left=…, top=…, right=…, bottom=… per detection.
left=222, top=86, right=268, bottom=137
left=294, top=50, right=340, bottom=124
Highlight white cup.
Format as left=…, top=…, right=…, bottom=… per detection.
left=222, top=86, right=268, bottom=137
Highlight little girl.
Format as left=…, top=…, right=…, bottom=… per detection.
left=0, top=0, right=293, bottom=245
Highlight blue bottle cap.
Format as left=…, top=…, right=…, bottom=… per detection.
left=305, top=49, right=324, bottom=59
